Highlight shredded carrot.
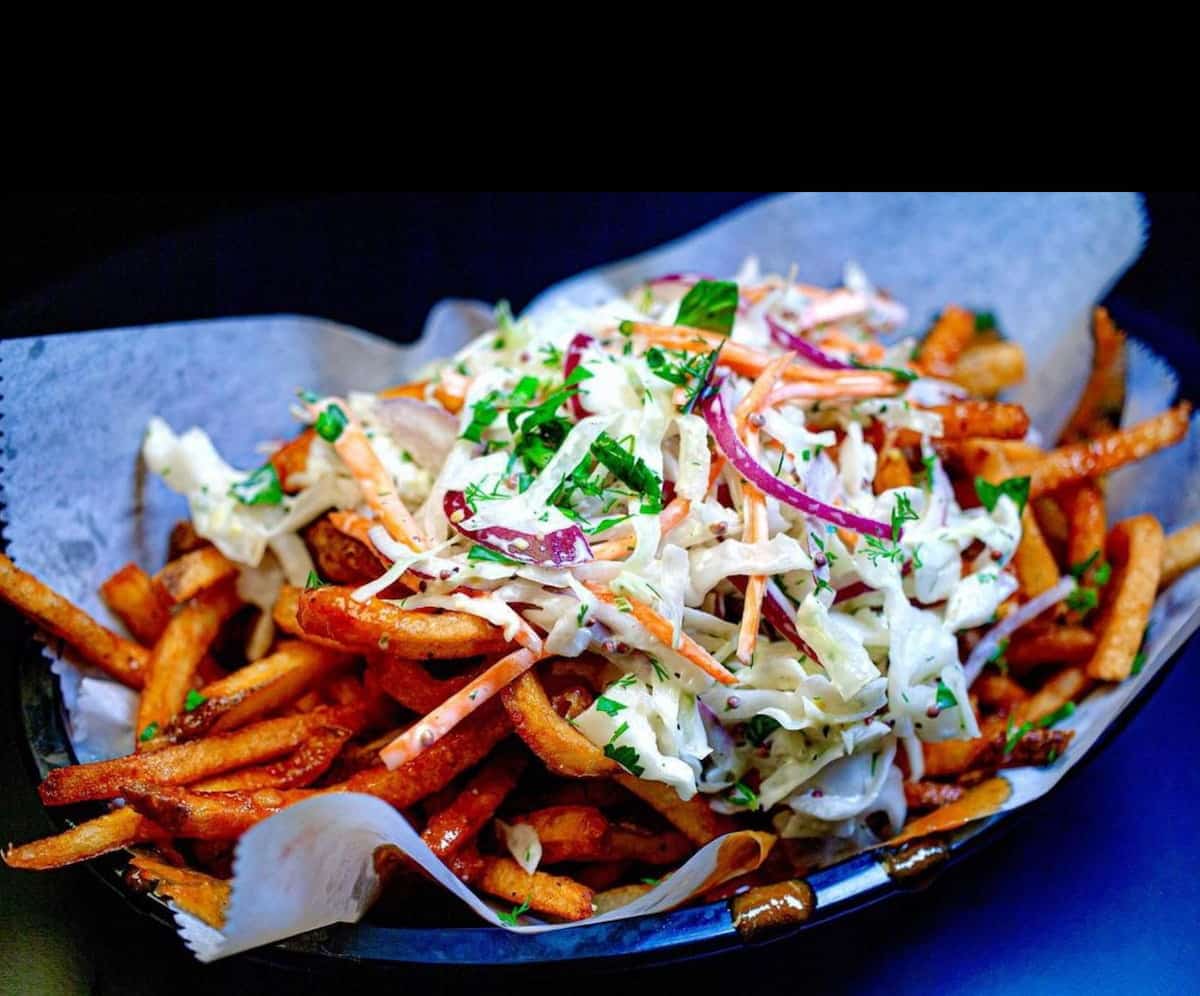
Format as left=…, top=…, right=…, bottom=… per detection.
left=766, top=379, right=896, bottom=404
left=583, top=582, right=736, bottom=686
left=378, top=380, right=430, bottom=400
left=312, top=399, right=427, bottom=552
left=818, top=328, right=886, bottom=363
left=735, top=351, right=794, bottom=426
left=434, top=371, right=471, bottom=414
left=380, top=648, right=542, bottom=769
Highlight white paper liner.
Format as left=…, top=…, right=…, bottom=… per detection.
left=3, top=192, right=1198, bottom=961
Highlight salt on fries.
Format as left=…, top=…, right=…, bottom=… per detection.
left=2, top=271, right=1197, bottom=941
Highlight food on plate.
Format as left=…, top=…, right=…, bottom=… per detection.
left=2, top=266, right=1196, bottom=935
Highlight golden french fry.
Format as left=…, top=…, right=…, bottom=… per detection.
left=501, top=671, right=618, bottom=778
left=978, top=447, right=1059, bottom=598
left=1028, top=404, right=1191, bottom=498
left=923, top=715, right=1009, bottom=777
left=608, top=825, right=693, bottom=865
left=169, top=640, right=353, bottom=739
left=1062, top=482, right=1107, bottom=579
left=0, top=553, right=149, bottom=688
left=40, top=707, right=353, bottom=805
left=475, top=856, right=595, bottom=922
left=297, top=585, right=509, bottom=660
left=303, top=516, right=385, bottom=586
left=190, top=720, right=361, bottom=792
left=368, top=654, right=478, bottom=714
left=592, top=883, right=654, bottom=915
left=127, top=854, right=232, bottom=929
left=123, top=783, right=312, bottom=839
left=1018, top=666, right=1092, bottom=725
left=155, top=546, right=238, bottom=603
left=1161, top=521, right=1200, bottom=588
left=1006, top=625, right=1097, bottom=674
left=136, top=581, right=243, bottom=744
left=3, top=807, right=163, bottom=870
left=100, top=563, right=174, bottom=646
left=267, top=428, right=315, bottom=493
left=514, top=806, right=609, bottom=864
left=1087, top=515, right=1164, bottom=681
left=971, top=673, right=1029, bottom=713
left=167, top=520, right=208, bottom=561
left=1058, top=307, right=1127, bottom=445
left=421, top=750, right=527, bottom=858
left=916, top=305, right=975, bottom=377
left=272, top=586, right=356, bottom=652
left=873, top=447, right=912, bottom=492
left=949, top=341, right=1026, bottom=397
left=614, top=774, right=735, bottom=845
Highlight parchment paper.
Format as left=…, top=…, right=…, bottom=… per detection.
left=3, top=192, right=1197, bottom=961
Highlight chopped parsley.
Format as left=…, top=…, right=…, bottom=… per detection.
left=974, top=310, right=997, bottom=332
left=648, top=657, right=670, bottom=682
left=849, top=357, right=918, bottom=383
left=675, top=279, right=738, bottom=335
left=539, top=343, right=563, bottom=368
left=184, top=689, right=207, bottom=713
left=729, top=781, right=759, bottom=809
left=891, top=493, right=919, bottom=540
left=640, top=877, right=660, bottom=887
left=305, top=569, right=327, bottom=590
left=744, top=714, right=782, bottom=747
left=863, top=536, right=904, bottom=566
left=497, top=896, right=531, bottom=926
left=467, top=544, right=520, bottom=566
left=974, top=475, right=1031, bottom=514
left=461, top=390, right=502, bottom=443
left=138, top=722, right=159, bottom=743
left=314, top=403, right=349, bottom=443
left=1065, top=587, right=1099, bottom=614
left=935, top=680, right=958, bottom=711
left=603, top=721, right=644, bottom=776
left=679, top=347, right=723, bottom=415
left=228, top=463, right=284, bottom=506
left=590, top=432, right=663, bottom=513
left=576, top=603, right=589, bottom=627
left=1038, top=701, right=1076, bottom=728
left=594, top=695, right=626, bottom=717
left=1068, top=550, right=1101, bottom=579
left=297, top=389, right=320, bottom=404
left=1131, top=650, right=1147, bottom=676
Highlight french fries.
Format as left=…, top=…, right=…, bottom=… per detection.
left=100, top=563, right=174, bottom=645
left=127, top=854, right=231, bottom=928
left=421, top=750, right=527, bottom=857
left=1161, top=521, right=1200, bottom=588
left=514, top=805, right=609, bottom=863
left=40, top=708, right=353, bottom=805
left=136, top=580, right=243, bottom=743
left=155, top=547, right=238, bottom=603
left=123, top=783, right=313, bottom=839
left=501, top=671, right=619, bottom=777
left=296, top=585, right=509, bottom=659
left=916, top=306, right=975, bottom=378
left=949, top=341, right=1026, bottom=397
left=268, top=428, right=315, bottom=493
left=304, top=516, right=385, bottom=586
left=0, top=553, right=149, bottom=688
left=1086, top=515, right=1164, bottom=681
left=1005, top=625, right=1097, bottom=674
left=191, top=721, right=361, bottom=791
left=1058, top=307, right=1127, bottom=444
left=1027, top=404, right=1191, bottom=498
left=3, top=807, right=164, bottom=870
left=474, top=856, right=595, bottom=922
left=614, top=774, right=735, bottom=845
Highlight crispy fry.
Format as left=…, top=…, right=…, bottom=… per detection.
left=501, top=671, right=618, bottom=778
left=191, top=721, right=361, bottom=791
left=1014, top=505, right=1061, bottom=598
left=268, top=429, right=315, bottom=493
left=168, top=640, right=353, bottom=739
left=1058, top=307, right=1127, bottom=445
left=369, top=655, right=476, bottom=714
left=972, top=673, right=1029, bottom=713
left=304, top=516, right=386, bottom=586
left=514, top=806, right=609, bottom=864
left=421, top=751, right=528, bottom=857
left=136, top=581, right=243, bottom=743
left=574, top=861, right=635, bottom=892
left=296, top=585, right=509, bottom=659
left=897, top=401, right=1030, bottom=449
left=1006, top=625, right=1097, bottom=674
left=1018, top=666, right=1092, bottom=724
left=123, top=783, right=312, bottom=839
left=100, top=563, right=174, bottom=645
left=916, top=306, right=975, bottom=378
left=1033, top=496, right=1070, bottom=550
left=924, top=715, right=1074, bottom=776
left=127, top=854, right=231, bottom=928
left=1062, top=482, right=1107, bottom=580
left=1086, top=515, right=1164, bottom=681
left=949, top=341, right=1026, bottom=397
left=167, top=520, right=208, bottom=561
left=3, top=807, right=163, bottom=870
left=903, top=781, right=966, bottom=811
left=40, top=707, right=351, bottom=805
left=923, top=715, right=1008, bottom=777
left=342, top=700, right=511, bottom=809
left=592, top=883, right=654, bottom=915
left=1027, top=404, right=1191, bottom=498
left=0, top=553, right=149, bottom=688
left=615, top=774, right=735, bottom=845
left=475, top=856, right=595, bottom=922
left=608, top=825, right=693, bottom=865
left=155, top=547, right=238, bottom=603
left=874, top=447, right=913, bottom=491
left=272, top=586, right=356, bottom=652
left=1161, top=521, right=1200, bottom=588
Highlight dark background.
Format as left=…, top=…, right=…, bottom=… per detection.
left=1, top=193, right=1198, bottom=995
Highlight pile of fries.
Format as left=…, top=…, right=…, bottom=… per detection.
left=3, top=273, right=1198, bottom=941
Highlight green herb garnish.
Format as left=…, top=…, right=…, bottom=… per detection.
left=184, top=689, right=207, bottom=712
left=729, top=781, right=759, bottom=809
left=594, top=695, right=627, bottom=717
left=675, top=279, right=738, bottom=335
left=935, top=680, right=958, bottom=711
left=139, top=722, right=159, bottom=743
left=467, top=545, right=521, bottom=566
left=497, top=896, right=531, bottom=926
left=228, top=463, right=284, bottom=506
left=744, top=714, right=782, bottom=747
left=974, top=475, right=1031, bottom=514
left=314, top=403, right=349, bottom=443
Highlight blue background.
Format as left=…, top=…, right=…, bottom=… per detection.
left=1, top=193, right=1196, bottom=994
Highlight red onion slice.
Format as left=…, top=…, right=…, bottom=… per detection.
left=765, top=315, right=853, bottom=370
left=564, top=331, right=595, bottom=421
left=443, top=491, right=593, bottom=567
left=729, top=576, right=821, bottom=665
left=962, top=575, right=1077, bottom=686
left=699, top=384, right=895, bottom=540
